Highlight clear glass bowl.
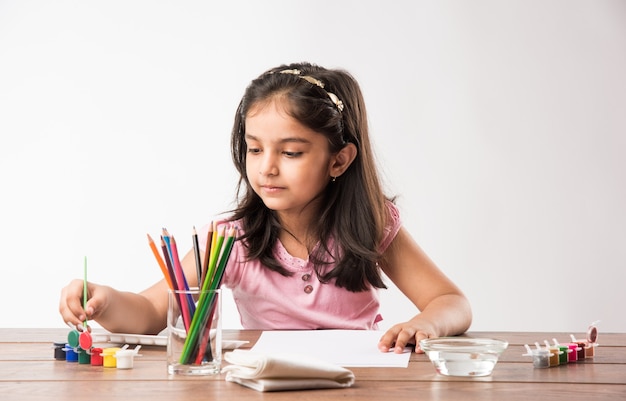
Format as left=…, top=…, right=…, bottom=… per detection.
left=419, top=337, right=509, bottom=377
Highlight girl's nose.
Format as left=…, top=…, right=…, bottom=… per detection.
left=259, top=154, right=278, bottom=177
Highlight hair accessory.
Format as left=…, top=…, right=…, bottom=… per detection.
left=279, top=69, right=344, bottom=112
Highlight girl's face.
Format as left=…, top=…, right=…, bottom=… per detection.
left=244, top=98, right=334, bottom=218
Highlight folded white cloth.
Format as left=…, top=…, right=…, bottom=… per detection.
left=222, top=349, right=356, bottom=392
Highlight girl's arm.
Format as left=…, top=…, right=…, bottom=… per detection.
left=59, top=248, right=200, bottom=335
left=377, top=227, right=472, bottom=353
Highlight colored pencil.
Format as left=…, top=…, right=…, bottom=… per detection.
left=192, top=226, right=237, bottom=364
left=210, top=221, right=219, bottom=259
left=192, top=226, right=202, bottom=287
left=211, top=226, right=236, bottom=291
left=169, top=235, right=191, bottom=292
left=160, top=236, right=178, bottom=292
left=168, top=234, right=195, bottom=330
left=181, top=225, right=236, bottom=364
left=203, top=224, right=225, bottom=291
left=147, top=223, right=237, bottom=365
left=160, top=233, right=188, bottom=330
left=200, top=221, right=214, bottom=288
left=83, top=256, right=88, bottom=328
left=147, top=234, right=174, bottom=290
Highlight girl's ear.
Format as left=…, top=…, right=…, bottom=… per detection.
left=330, top=143, right=358, bottom=178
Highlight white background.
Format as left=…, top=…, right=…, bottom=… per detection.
left=1, top=0, right=624, bottom=334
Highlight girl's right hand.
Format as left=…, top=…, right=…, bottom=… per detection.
left=59, top=279, right=110, bottom=330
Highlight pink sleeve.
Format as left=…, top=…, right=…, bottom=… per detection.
left=378, top=200, right=402, bottom=253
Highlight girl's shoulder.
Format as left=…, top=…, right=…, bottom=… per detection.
left=380, top=200, right=402, bottom=253
left=385, top=199, right=400, bottom=222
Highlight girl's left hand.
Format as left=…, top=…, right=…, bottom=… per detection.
left=377, top=319, right=437, bottom=354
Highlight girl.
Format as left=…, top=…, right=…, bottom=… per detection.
left=59, top=62, right=471, bottom=353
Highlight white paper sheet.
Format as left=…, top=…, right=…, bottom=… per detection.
left=250, top=330, right=411, bottom=368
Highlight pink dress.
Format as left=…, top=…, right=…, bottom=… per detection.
left=199, top=201, right=401, bottom=330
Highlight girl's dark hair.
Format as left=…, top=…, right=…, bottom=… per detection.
left=230, top=62, right=389, bottom=292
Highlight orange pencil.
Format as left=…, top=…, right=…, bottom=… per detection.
left=147, top=233, right=174, bottom=290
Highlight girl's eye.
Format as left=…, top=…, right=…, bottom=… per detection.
left=283, top=151, right=303, bottom=158
left=247, top=148, right=261, bottom=154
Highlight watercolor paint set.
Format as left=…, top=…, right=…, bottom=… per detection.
left=523, top=321, right=599, bottom=368
left=54, top=329, right=142, bottom=369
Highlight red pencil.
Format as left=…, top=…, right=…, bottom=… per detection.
left=169, top=235, right=193, bottom=331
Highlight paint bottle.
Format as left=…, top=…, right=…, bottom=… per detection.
left=569, top=335, right=586, bottom=360
left=114, top=346, right=141, bottom=370
left=584, top=343, right=595, bottom=358
left=67, top=330, right=80, bottom=349
left=584, top=321, right=600, bottom=358
left=565, top=342, right=580, bottom=362
left=543, top=340, right=560, bottom=367
left=101, top=347, right=121, bottom=368
left=551, top=339, right=570, bottom=365
left=575, top=341, right=586, bottom=360
left=534, top=348, right=551, bottom=368
left=63, top=344, right=78, bottom=362
left=53, top=342, right=66, bottom=360
left=90, top=347, right=104, bottom=366
left=78, top=348, right=91, bottom=364
left=523, top=344, right=550, bottom=368
left=79, top=331, right=93, bottom=350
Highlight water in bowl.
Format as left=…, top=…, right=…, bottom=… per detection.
left=427, top=350, right=499, bottom=376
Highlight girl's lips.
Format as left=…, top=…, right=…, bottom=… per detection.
left=260, top=185, right=284, bottom=193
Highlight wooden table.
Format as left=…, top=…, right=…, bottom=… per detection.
left=1, top=329, right=624, bottom=400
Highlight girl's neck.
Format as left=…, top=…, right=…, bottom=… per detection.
left=276, top=210, right=317, bottom=259
left=278, top=217, right=312, bottom=245
left=279, top=229, right=311, bottom=260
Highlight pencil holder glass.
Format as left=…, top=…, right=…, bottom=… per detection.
left=167, top=289, right=222, bottom=375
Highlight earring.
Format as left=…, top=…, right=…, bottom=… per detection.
left=331, top=176, right=336, bottom=182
